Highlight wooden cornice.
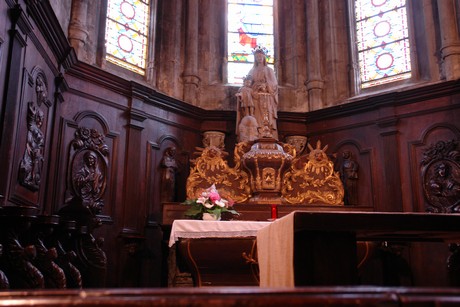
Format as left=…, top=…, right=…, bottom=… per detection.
left=305, top=80, right=460, bottom=123
left=25, top=0, right=74, bottom=70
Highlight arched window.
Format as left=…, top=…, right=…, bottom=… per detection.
left=227, top=0, right=274, bottom=85
left=105, top=0, right=150, bottom=75
left=354, top=0, right=411, bottom=88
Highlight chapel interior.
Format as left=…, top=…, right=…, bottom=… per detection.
left=0, top=0, right=460, bottom=305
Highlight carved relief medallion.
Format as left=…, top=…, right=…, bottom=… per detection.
left=421, top=140, right=460, bottom=213
left=69, top=127, right=109, bottom=214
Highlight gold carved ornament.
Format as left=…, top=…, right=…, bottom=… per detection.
left=186, top=145, right=251, bottom=203
left=282, top=141, right=344, bottom=205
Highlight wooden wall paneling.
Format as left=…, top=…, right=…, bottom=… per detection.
left=9, top=66, right=54, bottom=211
left=402, top=100, right=460, bottom=213
left=277, top=111, right=308, bottom=142
left=71, top=110, right=118, bottom=224
left=121, top=106, right=148, bottom=236
left=0, top=3, right=31, bottom=206
left=56, top=110, right=119, bottom=288
left=0, top=34, right=5, bottom=148
left=305, top=105, right=381, bottom=210
left=116, top=104, right=150, bottom=287
left=405, top=122, right=460, bottom=287
left=376, top=115, right=404, bottom=212
left=1, top=0, right=457, bottom=289
left=0, top=0, right=70, bottom=213
left=331, top=140, right=373, bottom=207
left=47, top=90, right=123, bottom=287
left=143, top=134, right=185, bottom=287
left=142, top=139, right=163, bottom=287
left=51, top=110, right=117, bottom=223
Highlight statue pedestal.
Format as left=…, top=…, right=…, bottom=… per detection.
left=242, top=137, right=293, bottom=204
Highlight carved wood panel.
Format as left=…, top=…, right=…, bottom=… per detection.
left=10, top=67, right=53, bottom=209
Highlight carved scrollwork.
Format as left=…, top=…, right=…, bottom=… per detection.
left=186, top=139, right=344, bottom=205
left=282, top=140, right=344, bottom=205
left=421, top=139, right=460, bottom=213
left=186, top=146, right=251, bottom=203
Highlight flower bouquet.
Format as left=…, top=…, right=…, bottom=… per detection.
left=182, top=184, right=239, bottom=220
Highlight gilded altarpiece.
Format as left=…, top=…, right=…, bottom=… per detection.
left=186, top=139, right=344, bottom=206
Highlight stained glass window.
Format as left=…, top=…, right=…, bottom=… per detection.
left=355, top=0, right=411, bottom=88
left=105, top=0, right=150, bottom=75
left=227, top=0, right=274, bottom=85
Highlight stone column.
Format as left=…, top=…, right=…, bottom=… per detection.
left=305, top=0, right=324, bottom=111
left=437, top=0, right=460, bottom=80
left=182, top=0, right=200, bottom=105
left=323, top=0, right=349, bottom=104
left=68, top=0, right=89, bottom=59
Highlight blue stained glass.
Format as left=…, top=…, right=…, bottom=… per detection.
left=228, top=0, right=274, bottom=85
left=355, top=0, right=411, bottom=88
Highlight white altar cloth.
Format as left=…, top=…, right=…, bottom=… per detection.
left=168, top=219, right=272, bottom=247
left=168, top=216, right=295, bottom=288
left=256, top=212, right=295, bottom=287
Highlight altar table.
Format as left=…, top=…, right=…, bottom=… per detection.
left=258, top=210, right=460, bottom=287
left=169, top=219, right=271, bottom=287
left=169, top=211, right=460, bottom=288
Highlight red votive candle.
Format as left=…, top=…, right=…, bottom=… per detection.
left=271, top=204, right=278, bottom=220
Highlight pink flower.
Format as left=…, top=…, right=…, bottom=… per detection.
left=209, top=191, right=221, bottom=202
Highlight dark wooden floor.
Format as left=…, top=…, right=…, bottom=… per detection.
left=1, top=286, right=460, bottom=306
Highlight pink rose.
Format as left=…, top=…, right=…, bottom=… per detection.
left=209, top=191, right=221, bottom=202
